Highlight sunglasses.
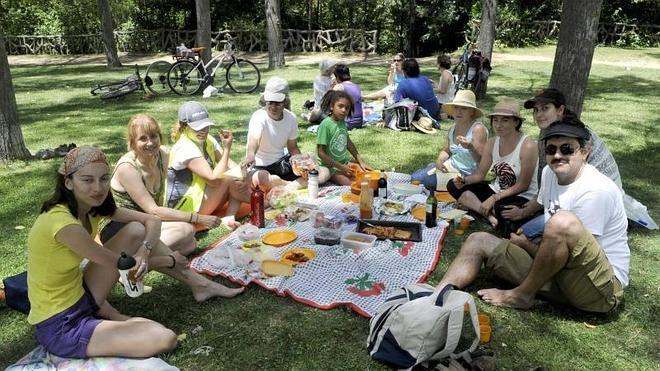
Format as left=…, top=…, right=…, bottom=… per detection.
left=544, top=143, right=577, bottom=156
left=393, top=59, right=403, bottom=62
left=266, top=101, right=284, bottom=106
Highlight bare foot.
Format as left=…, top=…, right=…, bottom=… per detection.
left=509, top=232, right=528, bottom=247
left=192, top=282, right=245, bottom=303
left=477, top=288, right=534, bottom=309
left=487, top=215, right=498, bottom=228
left=97, top=300, right=131, bottom=321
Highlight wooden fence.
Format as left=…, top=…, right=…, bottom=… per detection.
left=5, top=29, right=378, bottom=55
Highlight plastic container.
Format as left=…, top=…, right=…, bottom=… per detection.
left=341, top=231, right=377, bottom=252
left=314, top=228, right=341, bottom=246
left=236, top=224, right=260, bottom=241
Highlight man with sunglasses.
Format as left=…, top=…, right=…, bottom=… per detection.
left=436, top=117, right=629, bottom=313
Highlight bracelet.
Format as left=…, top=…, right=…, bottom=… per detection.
left=193, top=213, right=198, bottom=224
left=168, top=254, right=176, bottom=269
left=188, top=213, right=193, bottom=223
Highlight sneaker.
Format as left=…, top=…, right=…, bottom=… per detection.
left=301, top=112, right=311, bottom=121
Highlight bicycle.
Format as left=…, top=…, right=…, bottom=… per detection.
left=167, top=36, right=261, bottom=96
left=90, top=62, right=172, bottom=99
left=451, top=40, right=491, bottom=99
left=90, top=64, right=146, bottom=100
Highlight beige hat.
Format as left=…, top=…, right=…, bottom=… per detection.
left=486, top=98, right=524, bottom=120
left=263, top=76, right=289, bottom=102
left=442, top=90, right=483, bottom=118
left=411, top=116, right=438, bottom=134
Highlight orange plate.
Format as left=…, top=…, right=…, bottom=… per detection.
left=279, top=248, right=317, bottom=266
left=411, top=206, right=426, bottom=221
left=342, top=192, right=360, bottom=204
left=262, top=230, right=298, bottom=247
left=350, top=181, right=361, bottom=195
left=435, top=191, right=456, bottom=203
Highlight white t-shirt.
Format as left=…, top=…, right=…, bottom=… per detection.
left=169, top=135, right=221, bottom=171
left=313, top=75, right=333, bottom=110
left=538, top=164, right=629, bottom=286
left=247, top=108, right=298, bottom=166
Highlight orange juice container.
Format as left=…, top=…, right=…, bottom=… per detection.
left=359, top=181, right=373, bottom=219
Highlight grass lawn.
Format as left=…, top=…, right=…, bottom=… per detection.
left=1, top=46, right=659, bottom=370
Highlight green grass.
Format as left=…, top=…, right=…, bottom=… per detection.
left=1, top=46, right=659, bottom=370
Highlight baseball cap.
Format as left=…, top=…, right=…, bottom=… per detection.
left=263, top=77, right=289, bottom=103
left=539, top=117, right=590, bottom=141
left=178, top=101, right=214, bottom=130
left=523, top=88, right=566, bottom=109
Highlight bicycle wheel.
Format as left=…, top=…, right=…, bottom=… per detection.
left=91, top=80, right=127, bottom=96
left=168, top=60, right=204, bottom=95
left=226, top=59, right=260, bottom=93
left=207, top=60, right=228, bottom=90
left=144, top=60, right=172, bottom=95
left=100, top=81, right=139, bottom=100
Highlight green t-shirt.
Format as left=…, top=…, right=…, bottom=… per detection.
left=27, top=204, right=101, bottom=324
left=317, top=117, right=351, bottom=169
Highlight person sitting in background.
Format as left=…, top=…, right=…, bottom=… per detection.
left=363, top=53, right=405, bottom=104
left=244, top=77, right=330, bottom=191
left=434, top=54, right=455, bottom=119
left=436, top=118, right=629, bottom=314
left=166, top=101, right=249, bottom=219
left=394, top=58, right=440, bottom=120
left=448, top=99, right=538, bottom=235
left=302, top=59, right=337, bottom=124
left=332, top=63, right=364, bottom=130
left=411, top=90, right=488, bottom=189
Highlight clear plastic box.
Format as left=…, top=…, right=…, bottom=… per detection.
left=341, top=231, right=377, bottom=252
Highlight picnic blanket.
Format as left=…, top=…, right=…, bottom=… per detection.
left=5, top=345, right=178, bottom=371
left=190, top=173, right=449, bottom=317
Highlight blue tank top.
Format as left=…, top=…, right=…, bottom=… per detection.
left=448, top=121, right=486, bottom=176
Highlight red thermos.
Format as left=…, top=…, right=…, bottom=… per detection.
left=250, top=186, right=265, bottom=228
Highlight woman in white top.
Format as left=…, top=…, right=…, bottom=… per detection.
left=449, top=98, right=538, bottom=234
left=434, top=54, right=455, bottom=119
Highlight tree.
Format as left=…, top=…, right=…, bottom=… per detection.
left=97, top=0, right=122, bottom=68
left=195, top=0, right=212, bottom=63
left=549, top=0, right=603, bottom=117
left=265, top=0, right=285, bottom=69
left=475, top=0, right=496, bottom=99
left=0, top=33, right=31, bottom=162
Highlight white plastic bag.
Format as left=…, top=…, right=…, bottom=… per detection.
left=202, top=85, right=219, bottom=98
left=623, top=193, right=658, bottom=229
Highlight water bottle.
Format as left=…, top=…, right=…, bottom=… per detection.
left=117, top=252, right=144, bottom=298
left=308, top=168, right=319, bottom=199
left=250, top=186, right=265, bottom=228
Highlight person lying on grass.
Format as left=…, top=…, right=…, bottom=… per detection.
left=166, top=101, right=250, bottom=220
left=411, top=89, right=488, bottom=189
left=502, top=88, right=623, bottom=241
left=27, top=146, right=178, bottom=359
left=448, top=98, right=538, bottom=235
left=244, top=77, right=330, bottom=192
left=316, top=90, right=372, bottom=186
left=436, top=118, right=629, bottom=313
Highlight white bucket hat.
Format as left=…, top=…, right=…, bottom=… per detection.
left=263, top=76, right=289, bottom=103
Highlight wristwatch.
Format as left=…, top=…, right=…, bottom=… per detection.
left=141, top=240, right=153, bottom=252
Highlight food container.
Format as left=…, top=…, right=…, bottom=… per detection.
left=235, top=224, right=260, bottom=241
left=314, top=228, right=341, bottom=246
left=341, top=231, right=377, bottom=252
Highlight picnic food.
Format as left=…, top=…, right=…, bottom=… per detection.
left=363, top=225, right=412, bottom=240
left=261, top=260, right=294, bottom=277
left=280, top=248, right=317, bottom=266
left=314, top=228, right=341, bottom=245
left=242, top=240, right=262, bottom=250
left=267, top=186, right=297, bottom=209
left=380, top=200, right=407, bottom=215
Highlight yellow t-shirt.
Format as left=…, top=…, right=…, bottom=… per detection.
left=27, top=204, right=101, bottom=325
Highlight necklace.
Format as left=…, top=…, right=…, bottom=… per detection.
left=135, top=151, right=162, bottom=195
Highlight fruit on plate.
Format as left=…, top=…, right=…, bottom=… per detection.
left=267, top=186, right=298, bottom=209
left=280, top=248, right=317, bottom=266
left=261, top=260, right=294, bottom=276
left=290, top=153, right=317, bottom=176
left=242, top=240, right=262, bottom=249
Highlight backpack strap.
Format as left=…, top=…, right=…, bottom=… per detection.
left=429, top=290, right=480, bottom=362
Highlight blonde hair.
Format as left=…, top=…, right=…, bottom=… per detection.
left=127, top=113, right=163, bottom=151
left=170, top=121, right=189, bottom=142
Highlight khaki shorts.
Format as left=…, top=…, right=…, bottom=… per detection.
left=485, top=227, right=623, bottom=312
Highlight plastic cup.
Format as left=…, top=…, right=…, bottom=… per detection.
left=460, top=216, right=472, bottom=230
left=368, top=171, right=380, bottom=190
left=480, top=324, right=492, bottom=343
left=478, top=313, right=491, bottom=326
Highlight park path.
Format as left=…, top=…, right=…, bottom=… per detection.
left=8, top=49, right=660, bottom=69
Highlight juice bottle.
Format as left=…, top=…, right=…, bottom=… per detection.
left=359, top=181, right=373, bottom=219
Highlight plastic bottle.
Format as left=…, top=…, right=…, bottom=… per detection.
left=117, top=252, right=143, bottom=298
left=378, top=170, right=387, bottom=199
left=359, top=181, right=373, bottom=219
left=425, top=189, right=437, bottom=228
left=250, top=186, right=265, bottom=228
left=308, top=168, right=319, bottom=199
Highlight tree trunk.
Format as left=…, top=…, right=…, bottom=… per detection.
left=477, top=0, right=496, bottom=61
left=265, top=0, right=285, bottom=69
left=307, top=0, right=312, bottom=32
left=0, top=34, right=31, bottom=162
left=195, top=0, right=212, bottom=63
left=549, top=0, right=603, bottom=118
left=475, top=0, right=496, bottom=99
left=406, top=0, right=416, bottom=57
left=96, top=0, right=122, bottom=68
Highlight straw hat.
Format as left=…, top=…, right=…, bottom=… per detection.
left=411, top=116, right=438, bottom=134
left=442, top=90, right=483, bottom=118
left=486, top=98, right=524, bottom=120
